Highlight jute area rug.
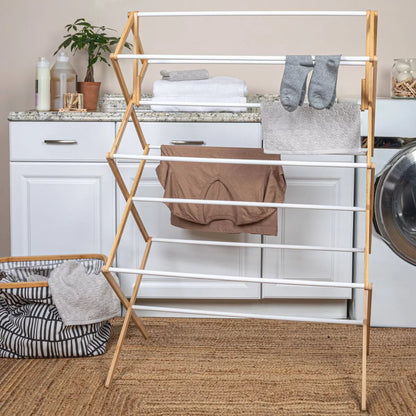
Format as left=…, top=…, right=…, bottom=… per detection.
left=1, top=318, right=416, bottom=415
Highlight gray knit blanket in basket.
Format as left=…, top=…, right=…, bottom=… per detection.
left=0, top=258, right=115, bottom=358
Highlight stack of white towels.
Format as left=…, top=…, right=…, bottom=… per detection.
left=151, top=69, right=248, bottom=112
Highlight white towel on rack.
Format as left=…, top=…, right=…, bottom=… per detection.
left=153, top=76, right=248, bottom=97
left=262, top=100, right=362, bottom=154
left=150, top=96, right=247, bottom=112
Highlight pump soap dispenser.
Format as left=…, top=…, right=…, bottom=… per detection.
left=50, top=51, right=77, bottom=110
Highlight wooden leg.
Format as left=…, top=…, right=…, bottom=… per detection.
left=105, top=302, right=135, bottom=387
left=102, top=269, right=148, bottom=339
left=105, top=240, right=152, bottom=387
left=366, top=284, right=373, bottom=356
left=361, top=288, right=370, bottom=411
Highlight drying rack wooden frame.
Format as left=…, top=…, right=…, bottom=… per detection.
left=101, top=10, right=378, bottom=411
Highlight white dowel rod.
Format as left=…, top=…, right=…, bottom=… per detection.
left=145, top=100, right=255, bottom=108
left=113, top=154, right=368, bottom=169
left=151, top=237, right=364, bottom=253
left=148, top=59, right=366, bottom=66
left=109, top=267, right=365, bottom=289
left=136, top=11, right=367, bottom=17
left=147, top=145, right=368, bottom=157
left=132, top=305, right=363, bottom=325
left=133, top=196, right=365, bottom=212
left=117, top=54, right=369, bottom=63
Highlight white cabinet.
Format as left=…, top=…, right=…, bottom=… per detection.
left=116, top=122, right=354, bottom=301
left=117, top=164, right=261, bottom=299
left=9, top=120, right=354, bottom=309
left=263, top=155, right=354, bottom=299
left=116, top=122, right=262, bottom=299
left=9, top=122, right=116, bottom=256
left=10, top=163, right=115, bottom=256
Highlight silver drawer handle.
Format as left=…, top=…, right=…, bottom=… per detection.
left=170, top=140, right=205, bottom=145
left=44, top=139, right=78, bottom=145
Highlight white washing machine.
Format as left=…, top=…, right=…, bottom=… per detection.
left=352, top=98, right=416, bottom=327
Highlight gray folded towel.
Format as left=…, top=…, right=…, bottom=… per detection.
left=262, top=100, right=362, bottom=154
left=48, top=260, right=120, bottom=326
left=160, top=69, right=210, bottom=81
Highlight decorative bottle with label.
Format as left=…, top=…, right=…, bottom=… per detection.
left=36, top=57, right=50, bottom=111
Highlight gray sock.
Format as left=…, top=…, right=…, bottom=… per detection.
left=280, top=55, right=314, bottom=112
left=308, top=55, right=341, bottom=109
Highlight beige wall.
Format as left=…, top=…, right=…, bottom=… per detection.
left=0, top=0, right=414, bottom=256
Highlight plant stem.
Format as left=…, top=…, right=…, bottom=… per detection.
left=84, top=66, right=95, bottom=82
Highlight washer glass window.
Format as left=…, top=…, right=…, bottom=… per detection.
left=374, top=145, right=416, bottom=265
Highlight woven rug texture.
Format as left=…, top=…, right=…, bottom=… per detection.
left=1, top=318, right=416, bottom=415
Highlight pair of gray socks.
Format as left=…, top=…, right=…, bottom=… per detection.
left=280, top=55, right=341, bottom=112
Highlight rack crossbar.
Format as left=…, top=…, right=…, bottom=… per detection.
left=133, top=196, right=365, bottom=212
left=116, top=54, right=369, bottom=65
left=113, top=154, right=368, bottom=169
left=148, top=145, right=368, bottom=155
left=147, top=59, right=366, bottom=66
left=145, top=100, right=254, bottom=108
left=132, top=305, right=362, bottom=325
left=149, top=60, right=367, bottom=66
left=136, top=11, right=367, bottom=17
left=109, top=267, right=365, bottom=289
left=151, top=237, right=364, bottom=253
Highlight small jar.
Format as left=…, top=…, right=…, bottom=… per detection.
left=392, top=58, right=416, bottom=98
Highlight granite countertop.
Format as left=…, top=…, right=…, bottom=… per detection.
left=8, top=94, right=278, bottom=123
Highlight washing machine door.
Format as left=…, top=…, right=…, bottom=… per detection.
left=373, top=143, right=416, bottom=265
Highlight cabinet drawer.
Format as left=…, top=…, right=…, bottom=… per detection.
left=117, top=122, right=261, bottom=156
left=10, top=122, right=115, bottom=162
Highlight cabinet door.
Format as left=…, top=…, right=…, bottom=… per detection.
left=262, top=155, right=354, bottom=299
left=116, top=164, right=261, bottom=299
left=10, top=162, right=115, bottom=256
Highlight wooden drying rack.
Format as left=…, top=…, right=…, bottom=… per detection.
left=99, top=10, right=378, bottom=411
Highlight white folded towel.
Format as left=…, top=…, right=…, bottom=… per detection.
left=153, top=76, right=248, bottom=98
left=151, top=96, right=247, bottom=112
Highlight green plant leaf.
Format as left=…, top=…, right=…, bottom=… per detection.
left=55, top=18, right=130, bottom=82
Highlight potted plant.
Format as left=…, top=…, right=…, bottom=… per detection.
left=54, top=18, right=131, bottom=111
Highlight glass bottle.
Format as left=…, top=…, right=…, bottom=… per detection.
left=392, top=58, right=416, bottom=98
left=50, top=52, right=77, bottom=110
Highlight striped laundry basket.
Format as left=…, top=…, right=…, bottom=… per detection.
left=0, top=254, right=112, bottom=358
